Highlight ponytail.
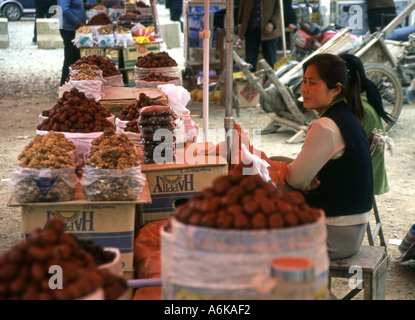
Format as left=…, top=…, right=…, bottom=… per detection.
left=345, top=64, right=365, bottom=122
left=364, top=78, right=396, bottom=125
left=340, top=53, right=395, bottom=125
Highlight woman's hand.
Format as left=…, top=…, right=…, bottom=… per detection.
left=304, top=176, right=320, bottom=192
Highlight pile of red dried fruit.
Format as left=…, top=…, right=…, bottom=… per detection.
left=141, top=72, right=180, bottom=82
left=135, top=52, right=178, bottom=68
left=0, top=218, right=104, bottom=300
left=174, top=169, right=321, bottom=230
left=87, top=13, right=113, bottom=26
left=71, top=55, right=120, bottom=77
left=38, top=88, right=114, bottom=133
left=118, top=93, right=156, bottom=121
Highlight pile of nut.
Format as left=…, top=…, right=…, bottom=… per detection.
left=135, top=51, right=178, bottom=68
left=87, top=13, right=113, bottom=26
left=97, top=26, right=113, bottom=35
left=76, top=26, right=92, bottom=34
left=18, top=131, right=76, bottom=169
left=71, top=70, right=99, bottom=81
left=174, top=169, right=321, bottom=230
left=38, top=88, right=114, bottom=133
left=138, top=105, right=176, bottom=164
left=115, top=26, right=131, bottom=34
left=0, top=218, right=106, bottom=300
left=87, top=128, right=139, bottom=169
left=92, top=4, right=106, bottom=10
left=141, top=72, right=180, bottom=82
left=12, top=131, right=77, bottom=203
left=71, top=55, right=120, bottom=77
left=83, top=129, right=143, bottom=201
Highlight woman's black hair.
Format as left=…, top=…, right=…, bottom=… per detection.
left=303, top=53, right=365, bottom=121
left=339, top=53, right=396, bottom=125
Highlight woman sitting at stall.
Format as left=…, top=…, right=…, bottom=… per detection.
left=339, top=53, right=394, bottom=196
left=280, top=53, right=374, bottom=260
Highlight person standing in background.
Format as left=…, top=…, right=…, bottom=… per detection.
left=237, top=0, right=281, bottom=72
left=367, top=0, right=397, bottom=33
left=33, top=0, right=58, bottom=44
left=57, top=0, right=86, bottom=86
left=169, top=0, right=183, bottom=32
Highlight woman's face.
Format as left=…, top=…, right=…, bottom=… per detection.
left=301, top=64, right=340, bottom=115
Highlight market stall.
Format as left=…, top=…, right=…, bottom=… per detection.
left=0, top=0, right=337, bottom=302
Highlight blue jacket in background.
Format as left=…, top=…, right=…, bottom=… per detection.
left=57, top=0, right=86, bottom=31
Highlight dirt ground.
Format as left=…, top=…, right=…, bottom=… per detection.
left=0, top=92, right=414, bottom=300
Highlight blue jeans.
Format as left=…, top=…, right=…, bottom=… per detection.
left=386, top=25, right=415, bottom=41
left=244, top=27, right=277, bottom=72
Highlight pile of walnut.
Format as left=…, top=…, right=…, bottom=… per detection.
left=87, top=128, right=139, bottom=169
left=119, top=92, right=166, bottom=133
left=18, top=131, right=76, bottom=169
left=38, top=88, right=114, bottom=133
left=12, top=131, right=77, bottom=203
left=135, top=51, right=178, bottom=68
left=174, top=169, right=321, bottom=230
left=141, top=72, right=180, bottom=82
left=71, top=55, right=120, bottom=77
left=84, top=129, right=143, bottom=201
left=0, top=217, right=127, bottom=300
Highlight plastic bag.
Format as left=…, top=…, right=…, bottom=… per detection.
left=108, top=8, right=125, bottom=21
left=114, top=33, right=136, bottom=48
left=157, top=84, right=191, bottom=117
left=10, top=166, right=78, bottom=203
left=96, top=34, right=115, bottom=48
left=81, top=165, right=146, bottom=201
left=69, top=79, right=103, bottom=100
left=72, top=33, right=95, bottom=48
left=135, top=78, right=182, bottom=88
left=103, top=74, right=124, bottom=87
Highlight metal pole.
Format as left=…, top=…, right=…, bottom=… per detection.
left=225, top=0, right=234, bottom=167
left=278, top=0, right=286, bottom=57
left=202, top=0, right=211, bottom=142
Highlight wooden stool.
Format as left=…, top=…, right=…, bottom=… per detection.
left=329, top=246, right=390, bottom=300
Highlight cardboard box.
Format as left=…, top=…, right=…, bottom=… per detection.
left=122, top=42, right=161, bottom=68
left=20, top=203, right=136, bottom=272
left=138, top=143, right=228, bottom=226
left=9, top=181, right=152, bottom=274
left=80, top=47, right=106, bottom=58
left=105, top=47, right=120, bottom=69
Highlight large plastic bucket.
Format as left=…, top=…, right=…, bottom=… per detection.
left=161, top=215, right=330, bottom=300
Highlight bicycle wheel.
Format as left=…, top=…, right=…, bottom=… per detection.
left=364, top=63, right=403, bottom=132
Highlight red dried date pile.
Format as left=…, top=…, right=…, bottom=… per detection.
left=141, top=72, right=180, bottom=82
left=135, top=52, right=178, bottom=68
left=0, top=218, right=103, bottom=300
left=124, top=120, right=140, bottom=133
left=87, top=12, right=112, bottom=26
left=174, top=170, right=321, bottom=230
left=38, top=87, right=114, bottom=133
left=118, top=92, right=166, bottom=121
left=71, top=55, right=120, bottom=77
